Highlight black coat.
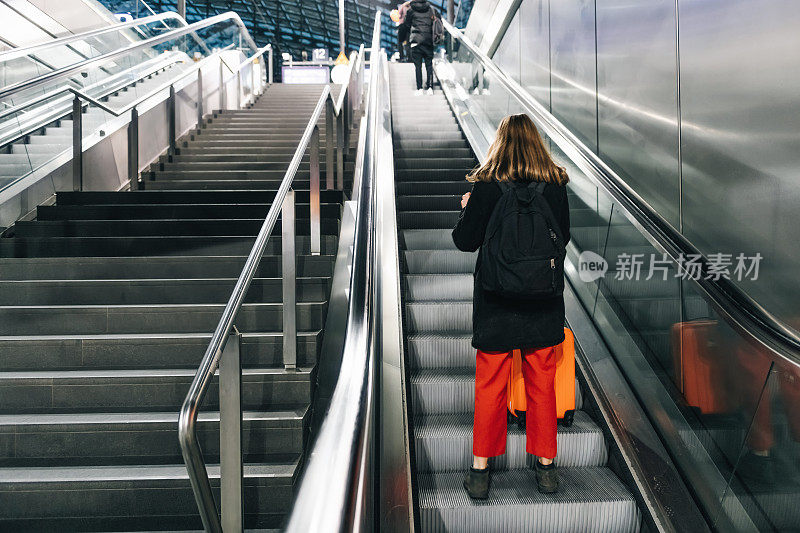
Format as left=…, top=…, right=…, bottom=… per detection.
left=452, top=180, right=571, bottom=352
left=402, top=0, right=435, bottom=52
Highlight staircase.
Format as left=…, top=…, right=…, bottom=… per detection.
left=389, top=63, right=641, bottom=531
left=0, top=83, right=353, bottom=530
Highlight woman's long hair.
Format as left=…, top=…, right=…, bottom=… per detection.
left=467, top=114, right=568, bottom=185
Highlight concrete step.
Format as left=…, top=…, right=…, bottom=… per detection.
left=0, top=331, right=322, bottom=371
left=0, top=461, right=300, bottom=529
left=0, top=301, right=326, bottom=336
left=0, top=366, right=313, bottom=413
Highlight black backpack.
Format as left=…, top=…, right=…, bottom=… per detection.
left=431, top=9, right=444, bottom=44
left=479, top=181, right=566, bottom=299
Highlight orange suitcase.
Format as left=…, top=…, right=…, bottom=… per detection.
left=507, top=328, right=576, bottom=427
left=670, top=320, right=734, bottom=415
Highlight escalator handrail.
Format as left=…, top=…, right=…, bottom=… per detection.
left=284, top=12, right=383, bottom=532
left=0, top=12, right=188, bottom=63
left=178, top=41, right=367, bottom=530
left=441, top=20, right=800, bottom=368
left=0, top=11, right=259, bottom=103
left=63, top=43, right=270, bottom=119
left=0, top=51, right=185, bottom=138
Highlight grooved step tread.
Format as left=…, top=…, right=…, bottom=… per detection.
left=417, top=468, right=640, bottom=532
left=414, top=411, right=607, bottom=471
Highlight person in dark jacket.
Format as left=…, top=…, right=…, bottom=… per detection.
left=453, top=114, right=570, bottom=499
left=401, top=0, right=437, bottom=94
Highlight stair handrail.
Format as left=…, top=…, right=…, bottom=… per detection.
left=0, top=12, right=259, bottom=103
left=440, top=20, right=800, bottom=366
left=58, top=43, right=271, bottom=120
left=178, top=45, right=366, bottom=531
left=0, top=11, right=188, bottom=64
left=4, top=41, right=272, bottom=196
left=0, top=51, right=187, bottom=142
left=284, top=12, right=384, bottom=533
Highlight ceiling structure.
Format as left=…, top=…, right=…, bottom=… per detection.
left=102, top=0, right=468, bottom=63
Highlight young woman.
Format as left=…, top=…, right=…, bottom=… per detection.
left=452, top=114, right=570, bottom=499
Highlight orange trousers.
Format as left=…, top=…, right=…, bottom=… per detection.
left=473, top=346, right=557, bottom=459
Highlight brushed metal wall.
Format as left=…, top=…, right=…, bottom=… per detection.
left=488, top=0, right=800, bottom=328
left=548, top=0, right=598, bottom=152
left=596, top=0, right=680, bottom=228
left=519, top=0, right=550, bottom=111
left=492, top=10, right=520, bottom=81
left=678, top=0, right=800, bottom=327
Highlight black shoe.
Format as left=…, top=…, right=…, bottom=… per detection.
left=535, top=460, right=559, bottom=494
left=463, top=467, right=490, bottom=499
left=737, top=451, right=775, bottom=488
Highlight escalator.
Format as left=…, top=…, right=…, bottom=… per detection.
left=381, top=16, right=800, bottom=533
left=389, top=62, right=641, bottom=532
left=0, top=12, right=253, bottom=204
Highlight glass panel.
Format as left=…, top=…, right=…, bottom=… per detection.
left=0, top=17, right=255, bottom=194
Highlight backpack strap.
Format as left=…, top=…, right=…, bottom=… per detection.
left=530, top=182, right=565, bottom=248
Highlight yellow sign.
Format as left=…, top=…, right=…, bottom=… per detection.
left=334, top=51, right=350, bottom=65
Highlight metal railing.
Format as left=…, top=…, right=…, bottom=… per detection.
left=177, top=39, right=367, bottom=533
left=64, top=42, right=270, bottom=192
left=0, top=12, right=260, bottom=103
left=283, top=12, right=386, bottom=532
left=0, top=11, right=187, bottom=64
left=0, top=52, right=186, bottom=146
left=0, top=12, right=273, bottom=197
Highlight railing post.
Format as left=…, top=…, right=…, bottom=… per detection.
left=168, top=84, right=176, bottom=154
left=127, top=107, right=139, bottom=191
left=219, top=59, right=225, bottom=110
left=344, top=93, right=351, bottom=157
left=325, top=99, right=334, bottom=190
left=336, top=111, right=344, bottom=191
left=268, top=47, right=274, bottom=84
left=310, top=126, right=321, bottom=256
left=196, top=68, right=204, bottom=127
left=252, top=57, right=258, bottom=99
left=219, top=329, right=243, bottom=533
left=282, top=190, right=297, bottom=370
left=72, top=96, right=82, bottom=191
left=236, top=70, right=242, bottom=109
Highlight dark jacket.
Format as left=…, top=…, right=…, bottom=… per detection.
left=452, top=179, right=571, bottom=352
left=401, top=0, right=435, bottom=52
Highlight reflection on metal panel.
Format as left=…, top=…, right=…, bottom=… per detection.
left=595, top=0, right=680, bottom=228
left=549, top=0, right=597, bottom=151
left=491, top=10, right=520, bottom=81
left=678, top=0, right=800, bottom=330
left=463, top=0, right=499, bottom=48
left=519, top=0, right=550, bottom=111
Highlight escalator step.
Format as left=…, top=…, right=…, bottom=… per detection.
left=405, top=301, right=472, bottom=333
left=411, top=370, right=583, bottom=416
left=407, top=333, right=474, bottom=370
left=400, top=229, right=458, bottom=250
left=417, top=468, right=640, bottom=533
left=402, top=250, right=476, bottom=275
left=414, top=411, right=607, bottom=471
left=405, top=274, right=472, bottom=301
